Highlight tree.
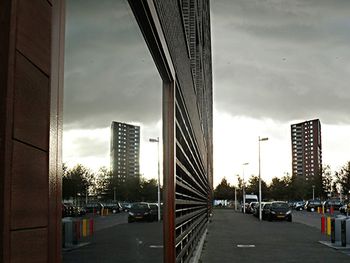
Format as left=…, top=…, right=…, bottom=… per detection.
left=214, top=177, right=234, bottom=200
left=62, top=164, right=94, bottom=200
left=246, top=175, right=268, bottom=201
left=336, top=161, right=350, bottom=199
left=321, top=165, right=333, bottom=199
left=140, top=178, right=158, bottom=202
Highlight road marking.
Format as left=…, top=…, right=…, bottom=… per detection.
left=237, top=244, right=255, bottom=248
left=149, top=245, right=164, bottom=249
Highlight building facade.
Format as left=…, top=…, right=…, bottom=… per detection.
left=110, top=121, right=140, bottom=183
left=291, top=119, right=322, bottom=181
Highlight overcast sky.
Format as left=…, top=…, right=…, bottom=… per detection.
left=63, top=0, right=350, bottom=187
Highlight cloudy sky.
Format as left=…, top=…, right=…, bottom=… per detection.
left=63, top=0, right=350, bottom=187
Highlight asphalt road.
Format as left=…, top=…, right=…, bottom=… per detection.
left=63, top=217, right=163, bottom=263
left=200, top=209, right=350, bottom=263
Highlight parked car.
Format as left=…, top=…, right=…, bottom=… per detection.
left=148, top=203, right=159, bottom=221
left=265, top=201, right=292, bottom=222
left=339, top=203, right=350, bottom=215
left=261, top=202, right=272, bottom=220
left=85, top=202, right=104, bottom=214
left=324, top=199, right=343, bottom=211
left=304, top=199, right=322, bottom=212
left=247, top=202, right=259, bottom=214
left=103, top=202, right=122, bottom=213
left=253, top=202, right=267, bottom=218
left=128, top=202, right=156, bottom=223
left=294, top=201, right=305, bottom=211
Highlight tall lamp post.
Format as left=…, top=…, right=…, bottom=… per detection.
left=258, top=136, right=269, bottom=221
left=312, top=185, right=315, bottom=200
left=149, top=137, right=161, bottom=221
left=242, top=162, right=249, bottom=213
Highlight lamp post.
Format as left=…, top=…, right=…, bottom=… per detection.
left=312, top=185, right=315, bottom=200
left=149, top=137, right=161, bottom=221
left=242, top=162, right=249, bottom=213
left=258, top=136, right=268, bottom=221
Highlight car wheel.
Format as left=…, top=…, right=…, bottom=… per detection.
left=268, top=215, right=272, bottom=222
left=128, top=217, right=133, bottom=223
left=310, top=207, right=315, bottom=212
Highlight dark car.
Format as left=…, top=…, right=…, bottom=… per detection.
left=128, top=202, right=155, bottom=223
left=304, top=200, right=322, bottom=212
left=324, top=199, right=343, bottom=211
left=103, top=202, right=122, bottom=213
left=266, top=201, right=292, bottom=222
left=148, top=203, right=160, bottom=221
left=85, top=202, right=104, bottom=214
left=262, top=202, right=272, bottom=220
left=294, top=201, right=305, bottom=211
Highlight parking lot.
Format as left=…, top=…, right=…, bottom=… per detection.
left=200, top=209, right=350, bottom=263
left=63, top=212, right=163, bottom=263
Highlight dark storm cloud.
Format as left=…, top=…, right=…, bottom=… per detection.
left=212, top=0, right=350, bottom=124
left=64, top=0, right=161, bottom=129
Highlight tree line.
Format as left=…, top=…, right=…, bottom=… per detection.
left=62, top=164, right=160, bottom=202
left=214, top=161, right=350, bottom=202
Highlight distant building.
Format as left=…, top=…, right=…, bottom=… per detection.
left=291, top=119, right=322, bottom=181
left=110, top=121, right=140, bottom=183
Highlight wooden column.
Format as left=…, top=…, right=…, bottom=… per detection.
left=0, top=0, right=65, bottom=262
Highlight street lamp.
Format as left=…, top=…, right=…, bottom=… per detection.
left=242, top=162, right=249, bottom=213
left=258, top=136, right=269, bottom=221
left=149, top=137, right=161, bottom=221
left=312, top=185, right=315, bottom=200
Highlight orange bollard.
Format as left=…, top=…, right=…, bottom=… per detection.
left=321, top=216, right=325, bottom=234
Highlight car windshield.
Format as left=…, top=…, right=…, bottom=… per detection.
left=132, top=203, right=149, bottom=209
left=271, top=202, right=289, bottom=209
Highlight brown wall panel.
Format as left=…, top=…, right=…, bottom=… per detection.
left=11, top=141, right=48, bottom=230
left=11, top=228, right=48, bottom=263
left=16, top=0, right=51, bottom=75
left=13, top=52, right=50, bottom=151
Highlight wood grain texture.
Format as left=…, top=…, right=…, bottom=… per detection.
left=16, top=0, right=51, bottom=75
left=11, top=141, right=48, bottom=230
left=13, top=52, right=50, bottom=151
left=11, top=228, right=48, bottom=263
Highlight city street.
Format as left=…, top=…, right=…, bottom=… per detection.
left=200, top=209, right=350, bottom=263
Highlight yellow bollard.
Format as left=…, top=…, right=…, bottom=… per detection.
left=326, top=217, right=331, bottom=236
left=322, top=206, right=325, bottom=214
left=82, top=219, right=87, bottom=237
left=317, top=207, right=320, bottom=213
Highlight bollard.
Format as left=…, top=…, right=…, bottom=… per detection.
left=322, top=205, right=325, bottom=214
left=327, top=217, right=331, bottom=236
left=89, top=218, right=94, bottom=236
left=82, top=219, right=88, bottom=237
left=62, top=222, right=66, bottom=248
left=330, top=206, right=334, bottom=215
left=72, top=220, right=79, bottom=245
left=317, top=207, right=320, bottom=213
left=321, top=216, right=326, bottom=234
left=93, top=208, right=96, bottom=215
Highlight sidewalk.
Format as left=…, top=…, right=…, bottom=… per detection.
left=200, top=209, right=349, bottom=263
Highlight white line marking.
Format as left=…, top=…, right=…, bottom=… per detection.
left=149, top=245, right=164, bottom=249
left=237, top=244, right=256, bottom=248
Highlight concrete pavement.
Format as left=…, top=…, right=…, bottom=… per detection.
left=200, top=209, right=349, bottom=263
